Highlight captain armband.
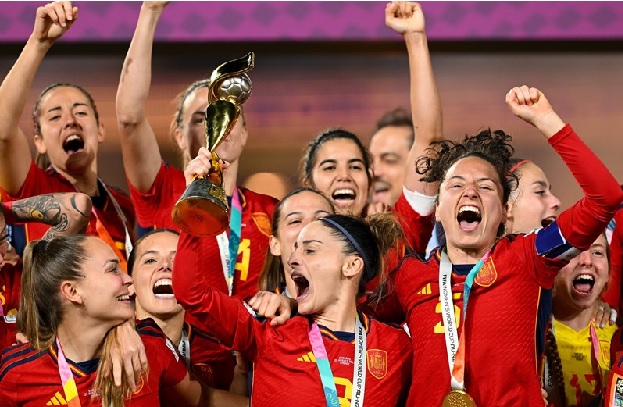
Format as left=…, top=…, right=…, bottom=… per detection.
left=535, top=221, right=580, bottom=262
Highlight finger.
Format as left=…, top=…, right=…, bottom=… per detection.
left=46, top=6, right=60, bottom=25
left=123, top=353, right=137, bottom=391
left=528, top=87, right=540, bottom=103
left=611, top=309, right=618, bottom=325
left=61, top=1, right=74, bottom=22
left=132, top=352, right=142, bottom=383
left=111, top=351, right=122, bottom=387
left=270, top=314, right=289, bottom=326
left=139, top=343, right=148, bottom=372
left=52, top=2, right=67, bottom=27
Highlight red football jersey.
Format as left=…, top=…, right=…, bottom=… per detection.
left=183, top=319, right=236, bottom=391
left=602, top=207, right=623, bottom=312
left=393, top=192, right=435, bottom=256
left=172, top=264, right=412, bottom=407
left=0, top=161, right=135, bottom=259
left=0, top=319, right=187, bottom=406
left=0, top=263, right=20, bottom=318
left=392, top=124, right=623, bottom=406
left=131, top=162, right=277, bottom=301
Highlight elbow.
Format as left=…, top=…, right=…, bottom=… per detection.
left=116, top=111, right=144, bottom=131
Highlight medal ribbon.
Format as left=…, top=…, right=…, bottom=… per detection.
left=440, top=249, right=491, bottom=390
left=178, top=326, right=191, bottom=370
left=309, top=316, right=366, bottom=407
left=216, top=188, right=242, bottom=296
left=56, top=338, right=82, bottom=407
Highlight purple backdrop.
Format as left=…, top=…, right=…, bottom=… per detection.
left=1, top=2, right=622, bottom=42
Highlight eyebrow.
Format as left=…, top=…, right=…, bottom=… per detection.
left=302, top=239, right=323, bottom=245
left=532, top=180, right=548, bottom=189
left=591, top=243, right=606, bottom=250
left=318, top=158, right=365, bottom=166
left=284, top=210, right=331, bottom=220
left=46, top=102, right=88, bottom=114
left=140, top=249, right=176, bottom=259
left=448, top=175, right=496, bottom=183
left=104, top=258, right=120, bottom=267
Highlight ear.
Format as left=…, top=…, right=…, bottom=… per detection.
left=60, top=280, right=83, bottom=305
left=174, top=128, right=186, bottom=151
left=33, top=135, right=47, bottom=155
left=97, top=123, right=106, bottom=143
left=239, top=124, right=248, bottom=148
left=501, top=201, right=509, bottom=225
left=269, top=235, right=281, bottom=256
left=342, top=255, right=364, bottom=279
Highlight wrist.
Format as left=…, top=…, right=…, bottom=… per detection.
left=26, top=35, right=54, bottom=52
left=533, top=111, right=565, bottom=139
left=404, top=31, right=427, bottom=46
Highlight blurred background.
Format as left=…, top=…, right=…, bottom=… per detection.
left=1, top=1, right=622, bottom=207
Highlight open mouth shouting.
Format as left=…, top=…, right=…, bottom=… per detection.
left=291, top=272, right=310, bottom=302
left=116, top=293, right=132, bottom=303
left=331, top=188, right=357, bottom=208
left=62, top=133, right=85, bottom=155
left=571, top=273, right=596, bottom=298
left=541, top=216, right=557, bottom=228
left=153, top=278, right=175, bottom=299
left=457, top=205, right=482, bottom=232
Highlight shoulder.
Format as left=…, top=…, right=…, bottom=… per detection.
left=0, top=343, right=47, bottom=382
left=136, top=318, right=167, bottom=341
left=240, top=187, right=279, bottom=209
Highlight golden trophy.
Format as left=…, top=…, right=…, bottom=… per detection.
left=172, top=52, right=255, bottom=236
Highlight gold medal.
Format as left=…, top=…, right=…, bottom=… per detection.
left=442, top=389, right=477, bottom=407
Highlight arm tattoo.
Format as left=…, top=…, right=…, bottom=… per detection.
left=11, top=194, right=62, bottom=226
left=70, top=194, right=90, bottom=219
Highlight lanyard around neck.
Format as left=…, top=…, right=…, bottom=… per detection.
left=309, top=316, right=367, bottom=407
left=56, top=337, right=82, bottom=407
left=439, top=249, right=491, bottom=390
left=216, top=187, right=242, bottom=295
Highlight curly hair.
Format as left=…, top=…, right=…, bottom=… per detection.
left=416, top=129, right=517, bottom=204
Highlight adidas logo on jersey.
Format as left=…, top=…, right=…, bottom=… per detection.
left=297, top=351, right=316, bottom=363
left=417, top=283, right=431, bottom=295
left=47, top=391, right=68, bottom=405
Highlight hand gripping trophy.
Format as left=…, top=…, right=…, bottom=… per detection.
left=172, top=52, right=255, bottom=236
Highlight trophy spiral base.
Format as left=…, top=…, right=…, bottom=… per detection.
left=172, top=178, right=229, bottom=236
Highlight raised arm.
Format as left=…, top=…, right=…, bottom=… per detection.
left=0, top=2, right=77, bottom=194
left=4, top=192, right=91, bottom=240
left=116, top=2, right=167, bottom=192
left=507, top=86, right=623, bottom=252
left=386, top=1, right=443, bottom=197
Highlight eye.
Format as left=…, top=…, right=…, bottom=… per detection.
left=480, top=184, right=493, bottom=191
left=535, top=190, right=546, bottom=196
left=106, top=266, right=121, bottom=274
left=75, top=111, right=88, bottom=117
left=321, top=165, right=335, bottom=172
left=143, top=258, right=157, bottom=264
left=49, top=115, right=61, bottom=121
left=592, top=250, right=604, bottom=257
left=349, top=163, right=363, bottom=171
left=192, top=117, right=205, bottom=125
left=286, top=218, right=302, bottom=226
left=304, top=248, right=316, bottom=255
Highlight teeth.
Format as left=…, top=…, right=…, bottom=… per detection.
left=154, top=293, right=175, bottom=299
left=154, top=279, right=172, bottom=288
left=65, top=135, right=82, bottom=143
left=333, top=189, right=355, bottom=197
left=117, top=295, right=130, bottom=301
left=459, top=205, right=480, bottom=215
left=576, top=274, right=594, bottom=282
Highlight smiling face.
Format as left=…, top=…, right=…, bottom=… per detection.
left=287, top=221, right=356, bottom=315
left=73, top=237, right=134, bottom=324
left=506, top=161, right=561, bottom=234
left=554, top=234, right=609, bottom=310
left=34, top=86, right=104, bottom=175
left=369, top=126, right=412, bottom=206
left=131, top=231, right=182, bottom=320
left=309, top=138, right=371, bottom=216
left=437, top=156, right=506, bottom=257
left=269, top=191, right=334, bottom=296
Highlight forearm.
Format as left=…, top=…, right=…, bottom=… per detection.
left=116, top=4, right=164, bottom=191
left=403, top=31, right=443, bottom=196
left=201, top=385, right=249, bottom=407
left=551, top=125, right=623, bottom=248
left=116, top=4, right=162, bottom=127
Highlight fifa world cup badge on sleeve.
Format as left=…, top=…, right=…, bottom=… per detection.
left=609, top=374, right=623, bottom=406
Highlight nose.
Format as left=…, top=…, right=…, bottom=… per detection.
left=160, top=257, right=173, bottom=272
left=549, top=192, right=561, bottom=213
left=287, top=250, right=300, bottom=270
left=336, top=164, right=353, bottom=181
left=462, top=184, right=478, bottom=199
left=122, top=272, right=134, bottom=286
left=64, top=113, right=79, bottom=128
left=576, top=249, right=593, bottom=267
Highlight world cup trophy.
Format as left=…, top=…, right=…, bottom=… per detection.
left=172, top=52, right=255, bottom=236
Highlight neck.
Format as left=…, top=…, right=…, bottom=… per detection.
left=56, top=316, right=111, bottom=362
left=136, top=307, right=185, bottom=346
left=57, top=165, right=99, bottom=197
left=445, top=243, right=493, bottom=265
left=313, top=288, right=358, bottom=333
left=223, top=160, right=239, bottom=197
left=553, top=301, right=594, bottom=332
